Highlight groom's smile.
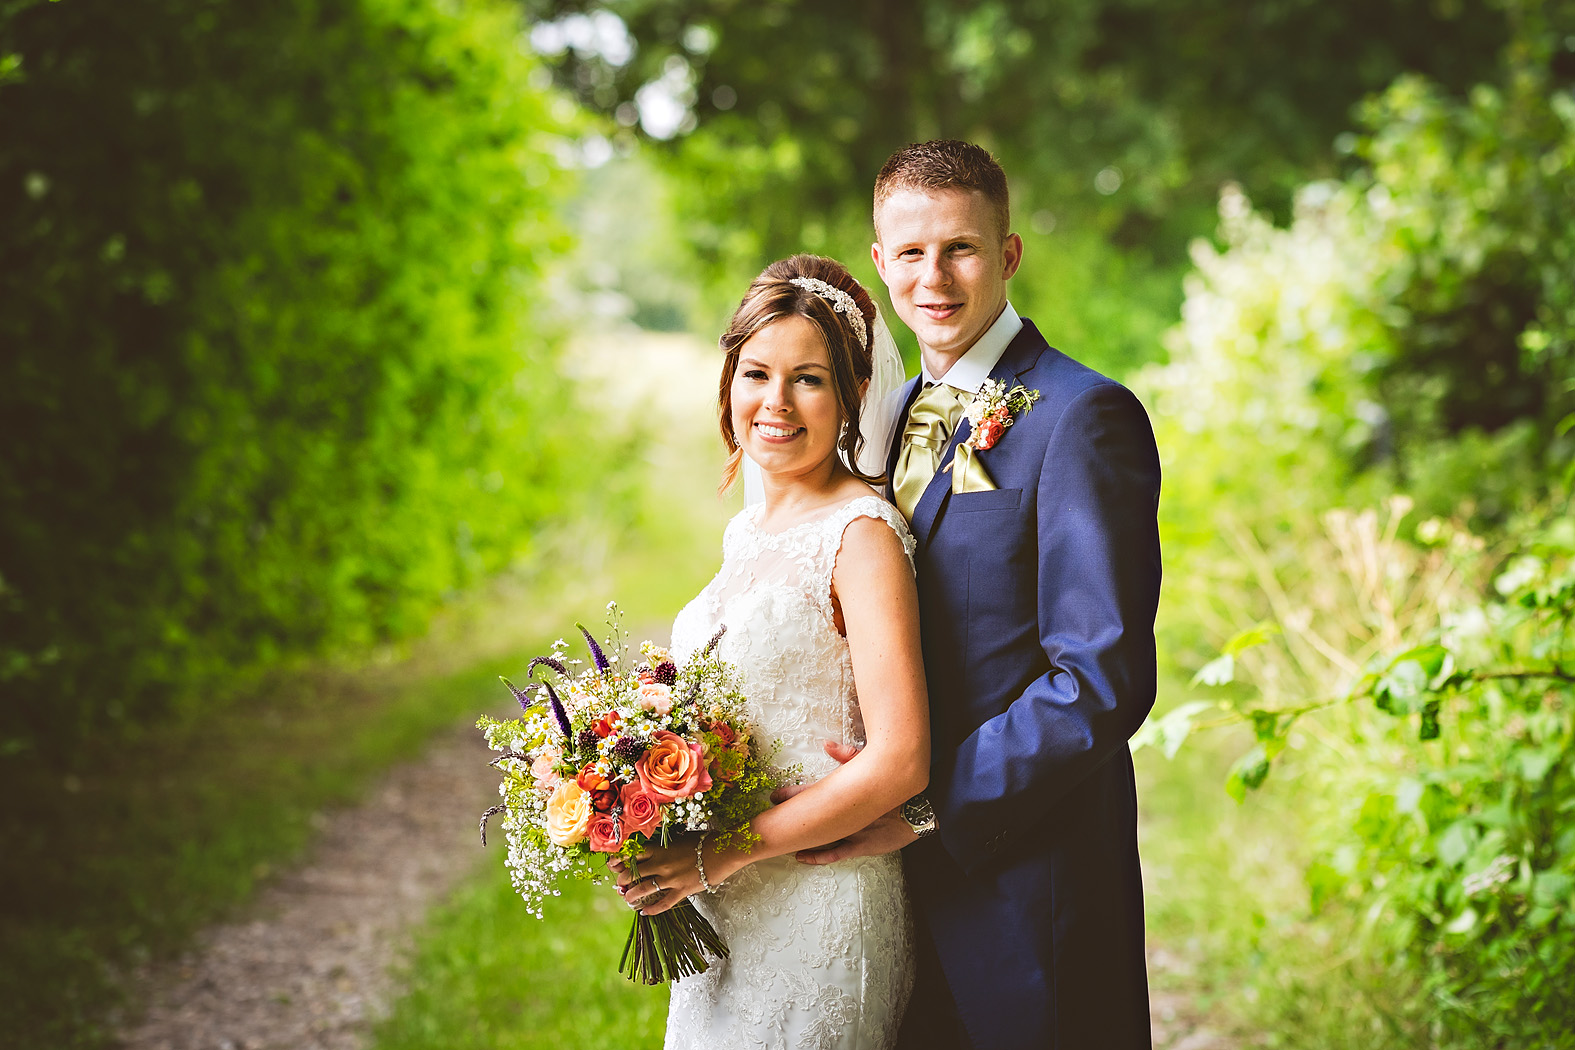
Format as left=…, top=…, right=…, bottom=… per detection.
left=872, top=186, right=1023, bottom=377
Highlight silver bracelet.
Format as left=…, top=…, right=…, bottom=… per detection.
left=695, top=831, right=720, bottom=894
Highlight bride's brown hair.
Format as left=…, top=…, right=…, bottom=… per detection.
left=716, top=255, right=883, bottom=495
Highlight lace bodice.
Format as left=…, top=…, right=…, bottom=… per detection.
left=664, top=494, right=917, bottom=1050
left=671, top=494, right=916, bottom=781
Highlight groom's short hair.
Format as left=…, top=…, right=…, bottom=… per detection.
left=873, top=140, right=1010, bottom=239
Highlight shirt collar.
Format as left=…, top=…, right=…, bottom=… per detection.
left=919, top=301, right=1023, bottom=394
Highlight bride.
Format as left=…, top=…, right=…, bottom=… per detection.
left=611, top=254, right=929, bottom=1049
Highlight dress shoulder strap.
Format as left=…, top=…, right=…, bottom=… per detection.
left=824, top=494, right=917, bottom=573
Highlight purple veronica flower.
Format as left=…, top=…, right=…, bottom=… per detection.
left=499, top=676, right=533, bottom=713
left=543, top=680, right=573, bottom=739
left=576, top=622, right=611, bottom=672
left=527, top=655, right=568, bottom=679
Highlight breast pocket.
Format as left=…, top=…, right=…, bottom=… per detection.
left=957, top=490, right=1036, bottom=684
left=949, top=487, right=1022, bottom=513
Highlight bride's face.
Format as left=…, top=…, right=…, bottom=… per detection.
left=730, top=314, right=845, bottom=481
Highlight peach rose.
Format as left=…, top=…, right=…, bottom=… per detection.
left=619, top=781, right=664, bottom=837
left=544, top=780, right=591, bottom=847
left=637, top=683, right=673, bottom=716
left=636, top=730, right=713, bottom=803
left=587, top=812, right=623, bottom=853
left=530, top=747, right=561, bottom=787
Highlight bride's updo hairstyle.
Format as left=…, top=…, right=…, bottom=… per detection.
left=716, top=254, right=882, bottom=494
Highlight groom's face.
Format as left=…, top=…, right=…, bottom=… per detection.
left=872, top=187, right=1023, bottom=370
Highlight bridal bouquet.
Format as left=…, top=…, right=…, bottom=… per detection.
left=477, top=606, right=785, bottom=984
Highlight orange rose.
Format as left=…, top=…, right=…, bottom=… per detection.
left=619, top=781, right=663, bottom=837
left=544, top=781, right=591, bottom=846
left=976, top=418, right=1006, bottom=449
left=587, top=812, right=623, bottom=853
left=635, top=730, right=713, bottom=803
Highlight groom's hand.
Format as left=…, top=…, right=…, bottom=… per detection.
left=794, top=805, right=917, bottom=865
left=769, top=740, right=862, bottom=805
left=771, top=741, right=923, bottom=865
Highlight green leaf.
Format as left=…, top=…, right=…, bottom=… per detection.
left=1376, top=659, right=1429, bottom=714
left=1532, top=871, right=1573, bottom=909
left=1191, top=653, right=1234, bottom=687
left=1223, top=623, right=1280, bottom=656
left=1129, top=700, right=1217, bottom=760
left=1225, top=743, right=1272, bottom=803
left=1517, top=748, right=1559, bottom=783
left=1248, top=708, right=1286, bottom=743
left=1419, top=699, right=1441, bottom=740
left=1437, top=821, right=1479, bottom=868
left=1444, top=907, right=1478, bottom=934
left=1391, top=644, right=1449, bottom=678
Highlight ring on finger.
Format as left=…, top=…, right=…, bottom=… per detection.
left=637, top=887, right=672, bottom=910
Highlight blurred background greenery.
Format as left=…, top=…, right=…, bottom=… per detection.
left=3, top=0, right=1574, bottom=1046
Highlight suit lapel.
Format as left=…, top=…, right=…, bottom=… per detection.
left=884, top=376, right=923, bottom=503
left=995, top=319, right=1048, bottom=385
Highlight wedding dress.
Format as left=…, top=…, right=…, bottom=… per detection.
left=665, top=493, right=917, bottom=1050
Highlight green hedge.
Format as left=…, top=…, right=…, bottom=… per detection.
left=0, top=0, right=598, bottom=754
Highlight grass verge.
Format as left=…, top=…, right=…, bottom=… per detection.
left=372, top=868, right=668, bottom=1050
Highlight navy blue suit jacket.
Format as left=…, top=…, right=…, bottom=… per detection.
left=890, top=319, right=1161, bottom=1050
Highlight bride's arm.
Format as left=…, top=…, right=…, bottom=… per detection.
left=615, top=514, right=929, bottom=914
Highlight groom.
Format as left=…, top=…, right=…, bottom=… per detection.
left=789, top=140, right=1161, bottom=1049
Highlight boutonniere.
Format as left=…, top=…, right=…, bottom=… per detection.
left=961, top=379, right=1040, bottom=451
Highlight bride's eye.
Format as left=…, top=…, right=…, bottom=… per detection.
left=796, top=374, right=823, bottom=386
left=742, top=369, right=768, bottom=381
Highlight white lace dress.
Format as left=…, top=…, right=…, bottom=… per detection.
left=664, top=494, right=917, bottom=1050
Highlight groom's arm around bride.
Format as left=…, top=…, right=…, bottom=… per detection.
left=782, top=140, right=1161, bottom=1050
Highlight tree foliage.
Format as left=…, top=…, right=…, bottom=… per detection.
left=1136, top=9, right=1575, bottom=1038
left=523, top=0, right=1509, bottom=272
left=0, top=0, right=597, bottom=755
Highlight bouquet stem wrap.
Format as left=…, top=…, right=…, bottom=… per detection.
left=619, top=897, right=729, bottom=985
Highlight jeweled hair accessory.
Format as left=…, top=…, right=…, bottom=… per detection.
left=788, top=276, right=869, bottom=349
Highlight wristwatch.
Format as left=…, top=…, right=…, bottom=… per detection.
left=900, top=793, right=939, bottom=839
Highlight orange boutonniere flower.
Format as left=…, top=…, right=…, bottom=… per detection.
left=961, top=379, right=1040, bottom=452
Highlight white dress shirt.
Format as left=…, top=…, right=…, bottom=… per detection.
left=919, top=301, right=1024, bottom=395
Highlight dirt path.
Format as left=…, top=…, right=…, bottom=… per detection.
left=113, top=721, right=497, bottom=1050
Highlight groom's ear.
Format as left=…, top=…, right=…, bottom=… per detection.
left=870, top=240, right=888, bottom=283
left=1001, top=232, right=1024, bottom=280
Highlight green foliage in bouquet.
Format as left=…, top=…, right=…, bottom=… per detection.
left=0, top=0, right=603, bottom=755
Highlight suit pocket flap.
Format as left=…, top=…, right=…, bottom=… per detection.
left=949, top=487, right=1022, bottom=513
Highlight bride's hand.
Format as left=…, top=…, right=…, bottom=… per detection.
left=609, top=834, right=712, bottom=917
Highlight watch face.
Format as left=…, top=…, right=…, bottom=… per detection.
left=902, top=798, right=935, bottom=830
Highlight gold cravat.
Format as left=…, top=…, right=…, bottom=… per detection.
left=893, top=382, right=967, bottom=520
